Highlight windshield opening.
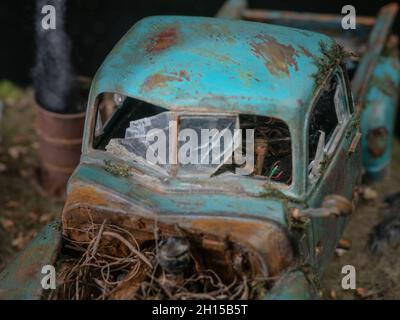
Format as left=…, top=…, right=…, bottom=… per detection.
left=93, top=94, right=292, bottom=185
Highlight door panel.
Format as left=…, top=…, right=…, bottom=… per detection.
left=306, top=70, right=361, bottom=272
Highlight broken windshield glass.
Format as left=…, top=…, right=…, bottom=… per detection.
left=102, top=107, right=292, bottom=184
left=177, top=115, right=238, bottom=176
left=106, top=112, right=173, bottom=174
left=105, top=113, right=240, bottom=176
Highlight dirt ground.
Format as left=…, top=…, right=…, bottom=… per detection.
left=322, top=139, right=400, bottom=300
left=0, top=88, right=64, bottom=271
left=0, top=87, right=399, bottom=299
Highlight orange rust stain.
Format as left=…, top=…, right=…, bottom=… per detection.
left=191, top=219, right=266, bottom=236
left=367, top=127, right=388, bottom=158
left=146, top=27, right=179, bottom=53
left=141, top=70, right=190, bottom=92
left=250, top=34, right=299, bottom=77
left=298, top=45, right=314, bottom=58
left=65, top=185, right=110, bottom=207
left=189, top=218, right=293, bottom=275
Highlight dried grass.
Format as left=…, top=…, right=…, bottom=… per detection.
left=53, top=221, right=271, bottom=300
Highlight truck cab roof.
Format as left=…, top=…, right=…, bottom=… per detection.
left=92, top=15, right=335, bottom=123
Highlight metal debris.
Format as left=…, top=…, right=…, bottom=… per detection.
left=158, top=237, right=190, bottom=274
left=359, top=186, right=378, bottom=201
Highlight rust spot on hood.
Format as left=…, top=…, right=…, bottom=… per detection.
left=298, top=45, right=314, bottom=59
left=141, top=70, right=190, bottom=92
left=250, top=34, right=299, bottom=77
left=146, top=27, right=179, bottom=53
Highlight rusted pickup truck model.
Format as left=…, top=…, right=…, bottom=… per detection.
left=0, top=2, right=399, bottom=299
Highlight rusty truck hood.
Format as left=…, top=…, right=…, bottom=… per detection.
left=91, top=16, right=335, bottom=123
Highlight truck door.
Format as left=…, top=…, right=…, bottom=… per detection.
left=306, top=69, right=361, bottom=272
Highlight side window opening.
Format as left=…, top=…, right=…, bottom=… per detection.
left=239, top=115, right=292, bottom=185
left=308, top=77, right=339, bottom=161
left=308, top=73, right=349, bottom=179
left=93, top=93, right=168, bottom=150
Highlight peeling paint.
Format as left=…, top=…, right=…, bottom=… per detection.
left=299, top=45, right=314, bottom=58
left=141, top=70, right=190, bottom=92
left=250, top=34, right=299, bottom=77
left=146, top=27, right=179, bottom=53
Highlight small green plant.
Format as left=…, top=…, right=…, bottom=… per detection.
left=0, top=80, right=22, bottom=104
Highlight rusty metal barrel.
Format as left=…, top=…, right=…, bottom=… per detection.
left=35, top=106, right=86, bottom=195
left=34, top=77, right=90, bottom=196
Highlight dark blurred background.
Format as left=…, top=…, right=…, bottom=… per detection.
left=1, top=0, right=399, bottom=86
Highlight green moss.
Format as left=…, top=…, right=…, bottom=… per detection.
left=313, top=41, right=356, bottom=86
left=103, top=160, right=131, bottom=177
left=259, top=185, right=306, bottom=206
left=0, top=80, right=22, bottom=103
left=346, top=114, right=360, bottom=139
left=259, top=184, right=308, bottom=228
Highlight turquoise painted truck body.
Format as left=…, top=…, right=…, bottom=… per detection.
left=1, top=2, right=399, bottom=300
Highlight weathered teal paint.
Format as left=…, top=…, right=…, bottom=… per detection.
left=265, top=271, right=319, bottom=300
left=82, top=16, right=335, bottom=197
left=0, top=220, right=61, bottom=300
left=90, top=16, right=333, bottom=119
left=361, top=51, right=400, bottom=179
left=74, top=163, right=287, bottom=225
left=3, top=2, right=399, bottom=300
left=217, top=0, right=399, bottom=182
